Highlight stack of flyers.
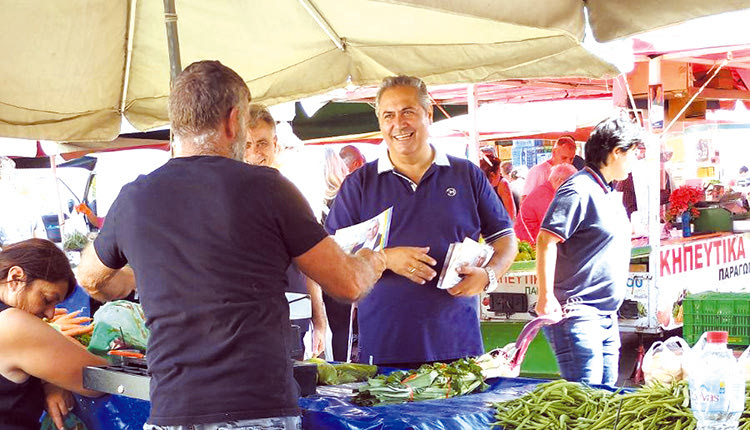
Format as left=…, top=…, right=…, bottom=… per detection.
left=436, top=237, right=494, bottom=289
left=332, top=207, right=393, bottom=254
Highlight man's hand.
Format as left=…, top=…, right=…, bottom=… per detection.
left=535, top=294, right=563, bottom=317
left=310, top=326, right=326, bottom=358
left=447, top=264, right=488, bottom=297
left=384, top=246, right=437, bottom=284
left=43, top=383, right=74, bottom=430
left=354, top=247, right=387, bottom=277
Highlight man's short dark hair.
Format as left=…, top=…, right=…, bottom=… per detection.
left=168, top=60, right=250, bottom=138
left=584, top=117, right=644, bottom=168
left=741, top=166, right=748, bottom=174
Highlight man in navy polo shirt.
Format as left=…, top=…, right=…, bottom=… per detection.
left=536, top=117, right=643, bottom=388
left=325, top=75, right=517, bottom=367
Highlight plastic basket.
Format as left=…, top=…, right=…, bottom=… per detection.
left=682, top=292, right=750, bottom=346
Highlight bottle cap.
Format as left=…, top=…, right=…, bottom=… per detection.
left=706, top=331, right=728, bottom=343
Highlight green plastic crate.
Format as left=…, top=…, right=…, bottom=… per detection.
left=682, top=292, right=750, bottom=346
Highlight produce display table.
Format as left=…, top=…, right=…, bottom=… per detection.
left=70, top=377, right=546, bottom=430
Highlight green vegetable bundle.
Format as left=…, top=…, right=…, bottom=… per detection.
left=740, top=381, right=750, bottom=430
left=306, top=358, right=377, bottom=385
left=515, top=240, right=536, bottom=262
left=351, top=358, right=487, bottom=407
left=492, top=379, right=695, bottom=430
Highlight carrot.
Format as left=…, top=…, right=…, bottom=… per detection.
left=54, top=308, right=68, bottom=315
left=67, top=317, right=93, bottom=325
left=62, top=325, right=94, bottom=337
left=52, top=310, right=82, bottom=323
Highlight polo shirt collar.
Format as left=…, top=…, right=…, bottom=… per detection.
left=584, top=165, right=612, bottom=192
left=377, top=143, right=450, bottom=174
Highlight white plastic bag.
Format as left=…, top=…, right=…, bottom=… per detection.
left=739, top=345, right=750, bottom=381
left=642, top=336, right=691, bottom=384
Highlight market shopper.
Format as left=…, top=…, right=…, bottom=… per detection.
left=480, top=154, right=517, bottom=221
left=522, top=136, right=577, bottom=200
left=0, top=238, right=106, bottom=430
left=326, top=75, right=517, bottom=367
left=318, top=147, right=361, bottom=362
left=514, top=163, right=577, bottom=244
left=77, top=60, right=386, bottom=430
left=339, top=144, right=366, bottom=173
left=244, top=103, right=328, bottom=359
left=535, top=117, right=643, bottom=388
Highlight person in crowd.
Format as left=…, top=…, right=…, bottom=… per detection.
left=326, top=75, right=517, bottom=367
left=480, top=154, right=517, bottom=221
left=612, top=142, right=647, bottom=221
left=514, top=163, right=577, bottom=244
left=735, top=165, right=750, bottom=188
left=535, top=117, right=643, bottom=388
left=522, top=136, right=577, bottom=200
left=244, top=103, right=327, bottom=359
left=318, top=147, right=359, bottom=361
left=339, top=145, right=366, bottom=173
left=73, top=202, right=105, bottom=229
left=321, top=148, right=351, bottom=223
left=500, top=160, right=520, bottom=213
left=508, top=165, right=527, bottom=212
left=0, top=238, right=106, bottom=430
left=76, top=60, right=386, bottom=430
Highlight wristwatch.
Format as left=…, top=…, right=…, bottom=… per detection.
left=483, top=267, right=498, bottom=293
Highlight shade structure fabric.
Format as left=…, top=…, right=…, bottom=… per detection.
left=1, top=0, right=747, bottom=146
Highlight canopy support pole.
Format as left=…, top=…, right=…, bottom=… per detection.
left=298, top=0, right=346, bottom=51
left=120, top=0, right=138, bottom=116
left=467, top=84, right=480, bottom=165
left=163, top=0, right=182, bottom=83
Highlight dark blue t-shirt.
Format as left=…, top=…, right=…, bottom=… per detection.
left=326, top=149, right=513, bottom=364
left=539, top=166, right=631, bottom=313
left=94, top=156, right=327, bottom=425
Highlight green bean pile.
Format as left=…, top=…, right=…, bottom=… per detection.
left=740, top=381, right=750, bottom=430
left=492, top=379, right=696, bottom=430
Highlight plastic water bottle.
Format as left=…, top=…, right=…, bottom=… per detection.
left=688, top=331, right=745, bottom=430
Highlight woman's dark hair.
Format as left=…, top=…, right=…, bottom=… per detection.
left=0, top=238, right=76, bottom=299
left=480, top=154, right=501, bottom=178
left=584, top=117, right=644, bottom=168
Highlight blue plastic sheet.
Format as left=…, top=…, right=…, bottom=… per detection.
left=72, top=378, right=544, bottom=430
left=59, top=285, right=91, bottom=317
left=74, top=394, right=149, bottom=430
left=299, top=377, right=542, bottom=430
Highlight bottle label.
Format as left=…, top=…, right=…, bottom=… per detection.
left=690, top=377, right=745, bottom=414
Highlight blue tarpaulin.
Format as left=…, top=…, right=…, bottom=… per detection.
left=71, top=377, right=543, bottom=430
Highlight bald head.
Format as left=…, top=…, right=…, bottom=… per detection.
left=551, top=137, right=577, bottom=166
left=549, top=163, right=577, bottom=190
left=339, top=145, right=366, bottom=173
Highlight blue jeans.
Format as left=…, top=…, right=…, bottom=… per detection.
left=543, top=313, right=620, bottom=388
left=143, top=416, right=301, bottom=430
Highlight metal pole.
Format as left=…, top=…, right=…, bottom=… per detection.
left=163, top=0, right=182, bottom=84
left=467, top=84, right=480, bottom=165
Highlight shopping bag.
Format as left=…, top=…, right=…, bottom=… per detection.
left=87, top=300, right=150, bottom=354
left=642, top=336, right=691, bottom=384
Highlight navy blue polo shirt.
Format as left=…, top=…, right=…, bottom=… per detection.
left=326, top=146, right=513, bottom=365
left=539, top=166, right=631, bottom=314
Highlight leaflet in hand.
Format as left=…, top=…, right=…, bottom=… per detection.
left=436, top=237, right=494, bottom=289
left=333, top=207, right=393, bottom=254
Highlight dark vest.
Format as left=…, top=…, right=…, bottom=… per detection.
left=0, top=303, right=44, bottom=430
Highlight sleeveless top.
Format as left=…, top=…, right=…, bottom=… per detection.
left=0, top=303, right=45, bottom=430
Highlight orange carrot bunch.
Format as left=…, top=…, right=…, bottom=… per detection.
left=47, top=308, right=94, bottom=339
